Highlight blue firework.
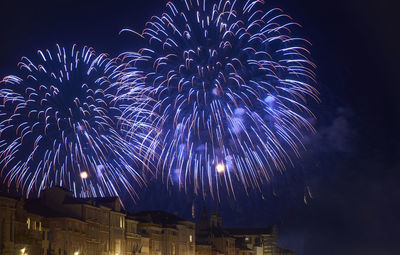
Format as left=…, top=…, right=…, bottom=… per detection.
left=0, top=44, right=158, bottom=199
left=121, top=0, right=319, bottom=198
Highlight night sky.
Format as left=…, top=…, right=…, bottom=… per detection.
left=0, top=0, right=399, bottom=254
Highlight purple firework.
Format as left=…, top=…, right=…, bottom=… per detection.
left=0, top=44, right=158, bottom=199
left=120, top=0, right=319, bottom=198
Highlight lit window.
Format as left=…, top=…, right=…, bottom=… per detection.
left=39, top=222, right=42, bottom=231
left=120, top=217, right=123, bottom=228
left=189, top=235, right=193, bottom=243
left=26, top=218, right=31, bottom=230
left=33, top=221, right=37, bottom=230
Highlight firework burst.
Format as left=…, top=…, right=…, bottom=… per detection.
left=0, top=44, right=158, bottom=199
left=121, top=0, right=319, bottom=199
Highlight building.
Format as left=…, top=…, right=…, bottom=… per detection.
left=196, top=211, right=235, bottom=255
left=225, top=228, right=294, bottom=255
left=274, top=248, right=293, bottom=255
left=24, top=187, right=134, bottom=255
left=0, top=190, right=48, bottom=255
left=0, top=187, right=158, bottom=255
left=225, top=227, right=278, bottom=255
left=0, top=187, right=293, bottom=255
left=197, top=211, right=294, bottom=255
left=131, top=211, right=195, bottom=255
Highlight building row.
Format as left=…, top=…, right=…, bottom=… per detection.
left=0, top=187, right=293, bottom=255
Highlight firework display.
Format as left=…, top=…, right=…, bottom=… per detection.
left=0, top=44, right=158, bottom=198
left=120, top=0, right=319, bottom=198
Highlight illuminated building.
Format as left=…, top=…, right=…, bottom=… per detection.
left=0, top=187, right=195, bottom=255
left=0, top=188, right=292, bottom=255
left=131, top=211, right=195, bottom=255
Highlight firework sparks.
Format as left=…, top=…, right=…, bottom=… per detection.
left=0, top=44, right=158, bottom=199
left=119, top=0, right=319, bottom=199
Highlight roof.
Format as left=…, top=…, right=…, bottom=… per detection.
left=210, top=226, right=234, bottom=238
left=23, top=186, right=122, bottom=218
left=130, top=210, right=192, bottom=227
left=235, top=238, right=255, bottom=251
left=24, top=198, right=80, bottom=219
left=49, top=185, right=73, bottom=193
left=225, top=227, right=274, bottom=236
left=0, top=190, right=19, bottom=200
left=0, top=183, right=22, bottom=199
left=63, top=195, right=119, bottom=207
left=197, top=225, right=234, bottom=239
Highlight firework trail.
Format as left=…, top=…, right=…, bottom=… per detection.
left=0, top=44, right=158, bottom=199
left=120, top=0, right=319, bottom=199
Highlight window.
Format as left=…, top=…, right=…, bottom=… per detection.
left=104, top=240, right=108, bottom=252
left=33, top=221, right=37, bottom=230
left=189, top=235, right=193, bottom=243
left=115, top=239, right=121, bottom=254
left=39, top=222, right=42, bottom=231
left=119, top=216, right=124, bottom=228
left=27, top=218, right=31, bottom=230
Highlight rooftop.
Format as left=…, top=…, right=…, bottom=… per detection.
left=225, top=227, right=274, bottom=236
left=130, top=210, right=192, bottom=227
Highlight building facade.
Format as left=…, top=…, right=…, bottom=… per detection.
left=0, top=188, right=292, bottom=255
left=196, top=211, right=293, bottom=255
left=132, top=211, right=195, bottom=255
left=196, top=211, right=236, bottom=255
left=225, top=227, right=279, bottom=255
left=0, top=187, right=194, bottom=255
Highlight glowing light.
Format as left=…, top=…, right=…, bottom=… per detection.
left=216, top=163, right=225, bottom=174
left=80, top=171, right=88, bottom=179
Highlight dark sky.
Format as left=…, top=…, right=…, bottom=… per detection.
left=0, top=0, right=399, bottom=254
